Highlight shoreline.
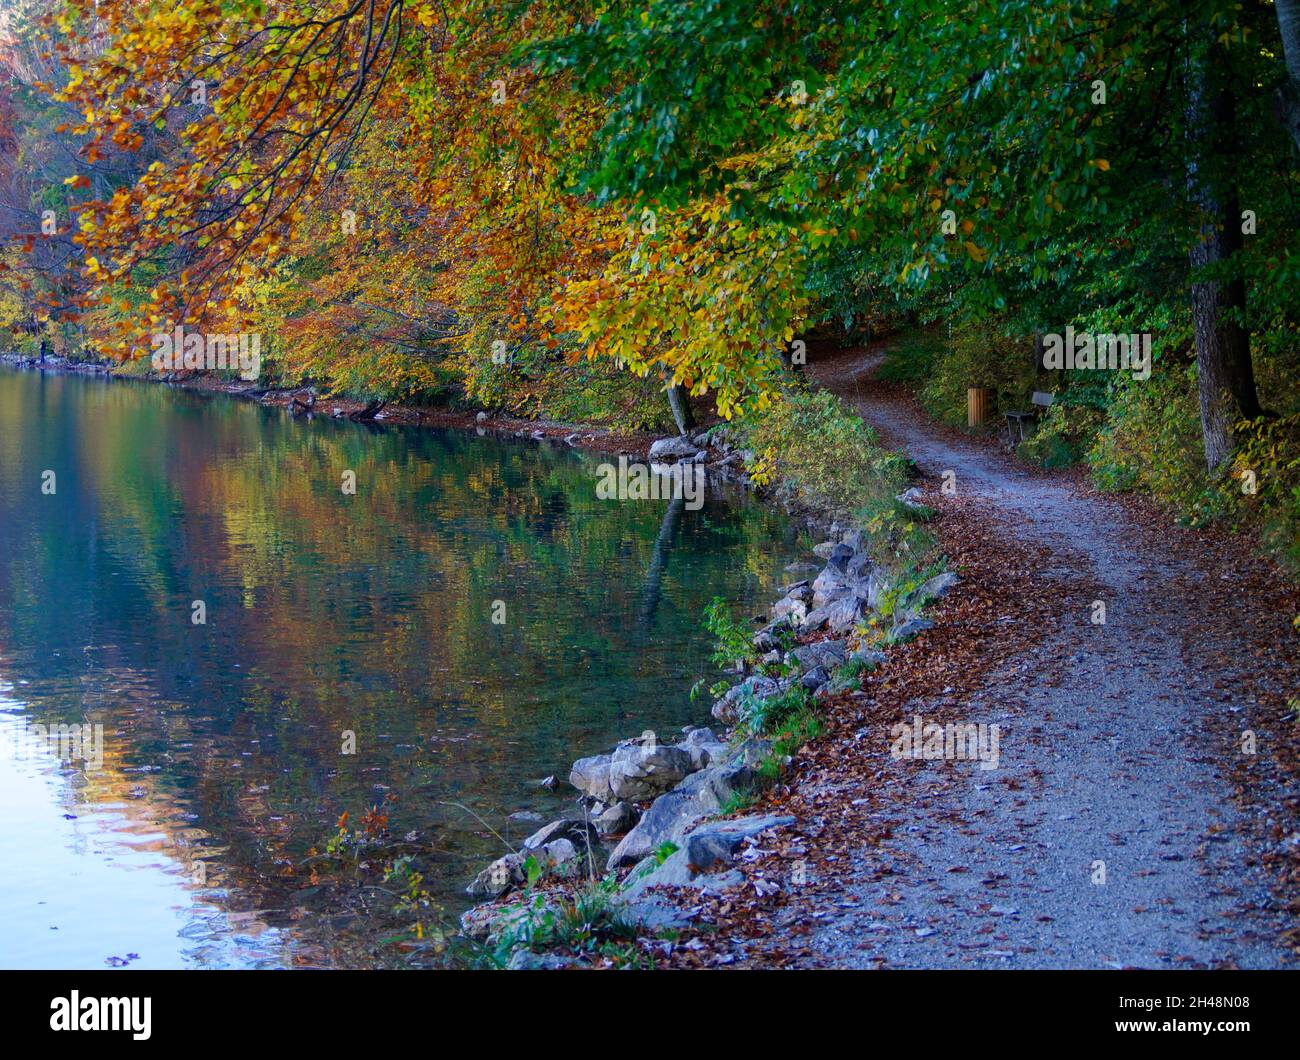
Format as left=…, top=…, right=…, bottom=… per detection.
left=3, top=349, right=870, bottom=969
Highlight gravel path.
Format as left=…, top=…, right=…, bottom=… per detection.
left=775, top=342, right=1293, bottom=968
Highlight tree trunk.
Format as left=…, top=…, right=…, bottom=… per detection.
left=1187, top=46, right=1261, bottom=472
left=1275, top=0, right=1300, bottom=153
left=665, top=378, right=694, bottom=435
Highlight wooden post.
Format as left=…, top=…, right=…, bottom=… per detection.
left=967, top=387, right=991, bottom=427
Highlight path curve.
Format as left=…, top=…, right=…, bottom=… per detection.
left=751, top=341, right=1294, bottom=968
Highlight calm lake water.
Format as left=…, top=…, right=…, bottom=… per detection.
left=0, top=367, right=800, bottom=968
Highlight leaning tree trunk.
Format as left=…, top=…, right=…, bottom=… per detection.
left=664, top=376, right=694, bottom=435
left=1187, top=46, right=1261, bottom=472
left=1276, top=0, right=1300, bottom=153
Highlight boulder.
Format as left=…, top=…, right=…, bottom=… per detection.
left=522, top=817, right=600, bottom=855
left=606, top=759, right=765, bottom=870
left=569, top=753, right=614, bottom=801
left=678, top=728, right=728, bottom=770
left=811, top=565, right=850, bottom=609
left=800, top=666, right=830, bottom=691
left=850, top=648, right=887, bottom=669
left=826, top=593, right=867, bottom=634
left=648, top=436, right=700, bottom=461
left=892, top=617, right=935, bottom=641
left=811, top=541, right=837, bottom=559
left=791, top=641, right=847, bottom=672
left=681, top=814, right=797, bottom=873
left=609, top=741, right=695, bottom=802
left=466, top=852, right=528, bottom=899
left=593, top=800, right=639, bottom=836
left=619, top=849, right=745, bottom=900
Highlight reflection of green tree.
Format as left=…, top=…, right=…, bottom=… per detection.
left=0, top=368, right=799, bottom=937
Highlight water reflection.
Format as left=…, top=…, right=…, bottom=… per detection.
left=0, top=368, right=799, bottom=966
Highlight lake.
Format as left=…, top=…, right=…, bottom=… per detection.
left=0, top=366, right=799, bottom=968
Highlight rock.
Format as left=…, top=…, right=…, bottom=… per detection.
left=614, top=894, right=693, bottom=932
left=594, top=801, right=639, bottom=836
left=569, top=753, right=614, bottom=801
left=541, top=837, right=580, bottom=870
left=811, top=566, right=850, bottom=609
left=791, top=641, right=847, bottom=672
left=476, top=411, right=489, bottom=423
left=903, top=571, right=959, bottom=609
left=784, top=562, right=821, bottom=575
left=711, top=674, right=780, bottom=724
left=771, top=594, right=808, bottom=625
left=841, top=528, right=866, bottom=553
left=850, top=648, right=887, bottom=668
left=508, top=810, right=543, bottom=824
left=826, top=543, right=855, bottom=573
left=678, top=727, right=727, bottom=770
left=811, top=541, right=837, bottom=559
left=826, top=593, right=867, bottom=634
left=522, top=817, right=601, bottom=855
left=691, top=431, right=712, bottom=447
left=609, top=741, right=695, bottom=802
left=507, top=950, right=575, bottom=970
left=466, top=852, right=528, bottom=899
left=681, top=814, right=797, bottom=872
left=800, top=666, right=829, bottom=691
left=799, top=605, right=830, bottom=633
left=538, top=774, right=558, bottom=790
left=648, top=436, right=700, bottom=461
left=606, top=759, right=765, bottom=870
left=892, top=617, right=935, bottom=641
left=619, top=848, right=745, bottom=900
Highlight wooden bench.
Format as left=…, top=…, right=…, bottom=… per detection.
left=1005, top=391, right=1054, bottom=444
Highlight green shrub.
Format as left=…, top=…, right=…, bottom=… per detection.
left=917, top=320, right=1038, bottom=428
left=734, top=386, right=907, bottom=518
left=1017, top=402, right=1105, bottom=469
left=1086, top=366, right=1212, bottom=516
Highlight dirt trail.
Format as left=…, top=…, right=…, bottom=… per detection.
left=749, top=342, right=1294, bottom=968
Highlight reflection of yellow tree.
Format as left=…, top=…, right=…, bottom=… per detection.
left=0, top=371, right=798, bottom=947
